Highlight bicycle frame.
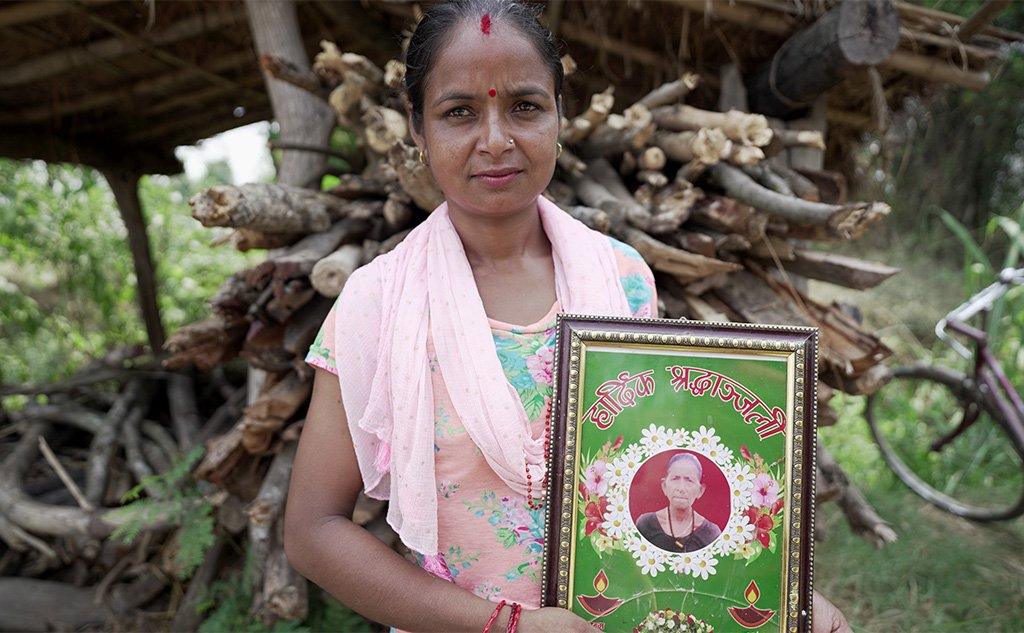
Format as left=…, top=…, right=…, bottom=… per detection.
left=936, top=267, right=1024, bottom=448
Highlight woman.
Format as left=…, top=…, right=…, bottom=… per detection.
left=636, top=453, right=721, bottom=553
left=285, top=1, right=851, bottom=632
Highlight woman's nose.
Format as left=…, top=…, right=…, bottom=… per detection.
left=479, top=109, right=513, bottom=156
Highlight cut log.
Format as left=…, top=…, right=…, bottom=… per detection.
left=651, top=105, right=772, bottom=146
left=690, top=195, right=768, bottom=243
left=190, top=183, right=353, bottom=233
left=763, top=248, right=901, bottom=290
left=240, top=372, right=312, bottom=454
left=709, top=162, right=889, bottom=239
left=260, top=53, right=330, bottom=99
left=674, top=230, right=717, bottom=258
left=563, top=87, right=614, bottom=144
left=651, top=128, right=729, bottom=164
left=163, top=315, right=247, bottom=371
left=621, top=227, right=741, bottom=284
left=362, top=105, right=408, bottom=155
left=311, top=244, right=363, bottom=297
left=249, top=217, right=372, bottom=285
left=577, top=107, right=656, bottom=158
left=383, top=190, right=414, bottom=232
left=230, top=228, right=302, bottom=252
left=327, top=173, right=391, bottom=199
left=567, top=165, right=650, bottom=231
left=817, top=443, right=898, bottom=547
left=565, top=205, right=611, bottom=234
left=247, top=443, right=297, bottom=613
left=636, top=72, right=700, bottom=109
left=747, top=0, right=901, bottom=117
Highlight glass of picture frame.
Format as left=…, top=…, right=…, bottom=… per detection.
left=543, top=314, right=817, bottom=633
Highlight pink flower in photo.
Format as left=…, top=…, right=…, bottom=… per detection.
left=583, top=460, right=608, bottom=497
left=752, top=473, right=780, bottom=507
left=526, top=345, right=555, bottom=384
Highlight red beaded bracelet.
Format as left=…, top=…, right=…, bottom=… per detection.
left=507, top=602, right=523, bottom=633
left=482, top=600, right=507, bottom=633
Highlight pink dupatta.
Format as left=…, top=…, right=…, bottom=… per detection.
left=333, top=195, right=631, bottom=555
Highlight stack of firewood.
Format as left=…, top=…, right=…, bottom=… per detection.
left=0, top=42, right=901, bottom=630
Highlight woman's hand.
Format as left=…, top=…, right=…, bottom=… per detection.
left=517, top=607, right=598, bottom=632
left=813, top=590, right=852, bottom=633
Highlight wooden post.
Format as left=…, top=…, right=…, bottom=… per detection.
left=246, top=0, right=335, bottom=189
left=101, top=168, right=165, bottom=352
left=747, top=0, right=900, bottom=118
left=243, top=0, right=326, bottom=623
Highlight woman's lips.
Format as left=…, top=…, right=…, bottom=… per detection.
left=474, top=169, right=522, bottom=188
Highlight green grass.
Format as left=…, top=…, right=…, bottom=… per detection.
left=817, top=411, right=1024, bottom=632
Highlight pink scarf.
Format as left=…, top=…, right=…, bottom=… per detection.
left=333, top=195, right=631, bottom=555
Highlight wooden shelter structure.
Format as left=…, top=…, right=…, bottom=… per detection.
left=0, top=0, right=1019, bottom=352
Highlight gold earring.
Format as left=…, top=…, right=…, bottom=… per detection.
left=418, top=148, right=428, bottom=166
left=556, top=142, right=563, bottom=158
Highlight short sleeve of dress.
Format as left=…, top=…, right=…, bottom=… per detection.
left=608, top=236, right=659, bottom=318
left=304, top=262, right=383, bottom=376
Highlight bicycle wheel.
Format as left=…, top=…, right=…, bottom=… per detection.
left=865, top=364, right=1024, bottom=521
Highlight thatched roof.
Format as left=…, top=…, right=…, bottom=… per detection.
left=1, top=0, right=1019, bottom=174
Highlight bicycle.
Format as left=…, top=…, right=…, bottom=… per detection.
left=864, top=266, right=1024, bottom=521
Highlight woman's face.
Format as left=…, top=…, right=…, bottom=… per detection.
left=662, top=458, right=705, bottom=511
left=410, top=18, right=560, bottom=219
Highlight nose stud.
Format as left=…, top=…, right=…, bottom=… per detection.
left=508, top=138, right=515, bottom=146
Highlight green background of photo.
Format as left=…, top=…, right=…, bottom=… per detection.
left=570, top=345, right=793, bottom=631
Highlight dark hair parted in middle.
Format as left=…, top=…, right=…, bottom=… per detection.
left=403, top=0, right=564, bottom=133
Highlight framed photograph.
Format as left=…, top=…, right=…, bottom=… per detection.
left=542, top=315, right=818, bottom=633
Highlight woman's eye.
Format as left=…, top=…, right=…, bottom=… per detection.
left=513, top=101, right=540, bottom=113
left=445, top=106, right=471, bottom=118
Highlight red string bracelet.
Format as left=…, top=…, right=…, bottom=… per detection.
left=482, top=600, right=506, bottom=633
left=506, top=602, right=523, bottom=633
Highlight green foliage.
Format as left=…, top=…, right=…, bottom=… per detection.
left=857, top=45, right=1024, bottom=239
left=196, top=574, right=374, bottom=633
left=108, top=446, right=216, bottom=580
left=0, top=158, right=261, bottom=386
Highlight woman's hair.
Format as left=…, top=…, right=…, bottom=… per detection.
left=403, top=0, right=564, bottom=133
left=666, top=452, right=703, bottom=482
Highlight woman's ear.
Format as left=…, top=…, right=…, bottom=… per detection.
left=408, top=112, right=425, bottom=151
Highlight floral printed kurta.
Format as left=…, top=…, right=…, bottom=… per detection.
left=305, top=236, right=658, bottom=610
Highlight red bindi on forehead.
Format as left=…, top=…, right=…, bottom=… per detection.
left=480, top=13, right=491, bottom=35
left=488, top=88, right=497, bottom=98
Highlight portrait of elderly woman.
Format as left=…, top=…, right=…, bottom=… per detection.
left=633, top=452, right=725, bottom=553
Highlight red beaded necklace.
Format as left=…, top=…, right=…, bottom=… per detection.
left=524, top=395, right=553, bottom=510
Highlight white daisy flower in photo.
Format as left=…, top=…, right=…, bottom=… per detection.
left=731, top=517, right=756, bottom=544
left=601, top=513, right=629, bottom=539
left=730, top=484, right=753, bottom=509
left=691, top=425, right=720, bottom=450
left=727, top=463, right=756, bottom=491
left=607, top=457, right=633, bottom=488
left=692, top=551, right=718, bottom=580
left=704, top=441, right=733, bottom=465
left=608, top=498, right=629, bottom=518
left=623, top=530, right=641, bottom=548
left=624, top=444, right=645, bottom=467
left=712, top=523, right=739, bottom=554
left=673, top=551, right=697, bottom=576
left=631, top=538, right=654, bottom=561
left=671, top=426, right=688, bottom=446
left=640, top=552, right=666, bottom=577
left=640, top=425, right=670, bottom=452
